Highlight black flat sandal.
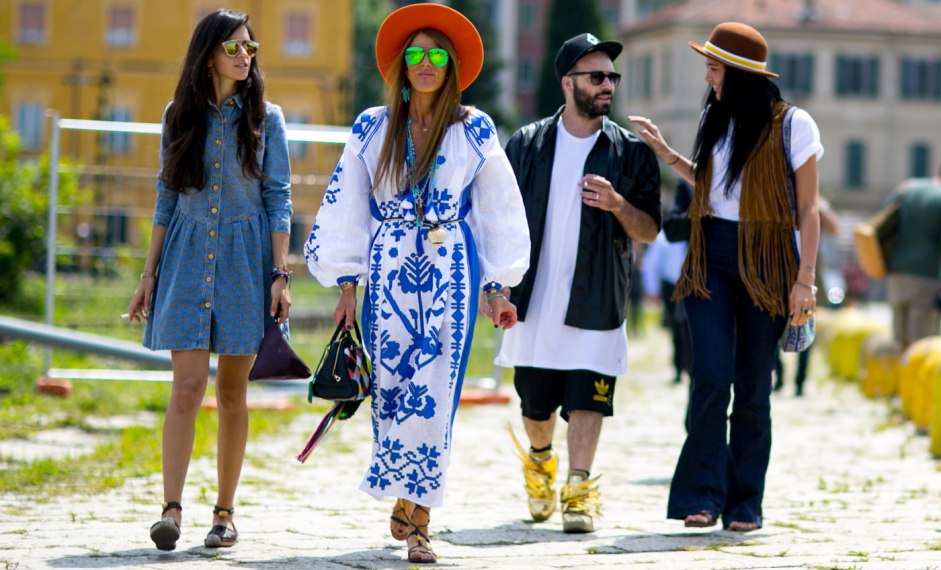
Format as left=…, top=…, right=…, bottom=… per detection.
left=204, top=506, right=238, bottom=548
left=150, top=501, right=182, bottom=551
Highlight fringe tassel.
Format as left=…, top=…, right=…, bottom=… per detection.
left=673, top=160, right=715, bottom=303
left=675, top=102, right=798, bottom=315
left=296, top=402, right=343, bottom=463
left=738, top=223, right=795, bottom=317
left=737, top=102, right=797, bottom=316
left=672, top=216, right=710, bottom=302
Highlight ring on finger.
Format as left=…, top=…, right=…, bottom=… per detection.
left=802, top=307, right=814, bottom=316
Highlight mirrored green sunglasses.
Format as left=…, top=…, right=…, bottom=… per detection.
left=221, top=39, right=259, bottom=58
left=404, top=46, right=449, bottom=68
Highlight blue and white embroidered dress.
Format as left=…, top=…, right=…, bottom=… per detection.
left=305, top=107, right=529, bottom=507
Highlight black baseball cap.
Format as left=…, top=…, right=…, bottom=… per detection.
left=555, top=33, right=623, bottom=80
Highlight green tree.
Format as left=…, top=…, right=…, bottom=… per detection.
left=0, top=117, right=78, bottom=302
left=536, top=0, right=603, bottom=118
left=0, top=41, right=15, bottom=88
left=353, top=0, right=394, bottom=116
left=448, top=0, right=509, bottom=128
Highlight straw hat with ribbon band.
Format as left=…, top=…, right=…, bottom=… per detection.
left=689, top=22, right=778, bottom=78
left=375, top=3, right=484, bottom=92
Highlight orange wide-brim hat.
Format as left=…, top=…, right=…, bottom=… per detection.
left=375, top=3, right=484, bottom=92
left=689, top=22, right=778, bottom=78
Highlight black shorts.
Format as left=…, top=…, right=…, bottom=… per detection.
left=513, top=366, right=616, bottom=422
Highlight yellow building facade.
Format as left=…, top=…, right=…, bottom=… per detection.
left=0, top=0, right=351, bottom=250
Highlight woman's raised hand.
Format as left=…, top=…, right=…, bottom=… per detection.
left=628, top=115, right=674, bottom=162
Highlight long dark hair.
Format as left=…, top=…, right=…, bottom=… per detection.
left=692, top=65, right=784, bottom=196
left=161, top=9, right=266, bottom=192
left=373, top=29, right=469, bottom=194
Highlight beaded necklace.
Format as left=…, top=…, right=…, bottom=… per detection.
left=405, top=118, right=439, bottom=227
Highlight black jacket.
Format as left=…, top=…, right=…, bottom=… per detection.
left=505, top=108, right=661, bottom=330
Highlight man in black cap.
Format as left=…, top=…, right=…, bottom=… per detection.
left=493, top=32, right=661, bottom=533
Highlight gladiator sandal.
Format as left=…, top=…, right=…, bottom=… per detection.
left=390, top=498, right=411, bottom=541
left=406, top=505, right=436, bottom=564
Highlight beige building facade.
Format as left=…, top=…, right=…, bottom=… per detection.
left=0, top=0, right=351, bottom=249
left=617, top=0, right=941, bottom=209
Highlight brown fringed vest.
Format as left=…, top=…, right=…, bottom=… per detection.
left=672, top=102, right=796, bottom=317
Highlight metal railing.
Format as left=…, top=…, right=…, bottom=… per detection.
left=39, top=114, right=350, bottom=377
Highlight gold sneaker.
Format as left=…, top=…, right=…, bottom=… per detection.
left=561, top=472, right=601, bottom=533
left=509, top=427, right=558, bottom=522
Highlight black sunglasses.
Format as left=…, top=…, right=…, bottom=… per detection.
left=567, top=71, right=621, bottom=86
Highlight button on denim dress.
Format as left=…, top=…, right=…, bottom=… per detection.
left=144, top=96, right=292, bottom=355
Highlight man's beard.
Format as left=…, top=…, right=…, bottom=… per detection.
left=573, top=83, right=613, bottom=118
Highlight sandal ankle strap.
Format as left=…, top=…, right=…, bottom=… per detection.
left=408, top=527, right=430, bottom=542
left=162, top=501, right=182, bottom=516
left=213, top=506, right=235, bottom=518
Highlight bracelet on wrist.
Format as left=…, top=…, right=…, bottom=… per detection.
left=340, top=281, right=356, bottom=293
left=140, top=271, right=155, bottom=280
left=486, top=292, right=505, bottom=303
left=271, top=267, right=292, bottom=285
left=666, top=153, right=681, bottom=166
left=795, top=281, right=818, bottom=295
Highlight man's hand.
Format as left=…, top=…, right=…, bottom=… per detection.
left=580, top=174, right=624, bottom=212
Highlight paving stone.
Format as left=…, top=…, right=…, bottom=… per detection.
left=2, top=325, right=940, bottom=569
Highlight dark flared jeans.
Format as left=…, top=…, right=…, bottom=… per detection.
left=666, top=218, right=786, bottom=528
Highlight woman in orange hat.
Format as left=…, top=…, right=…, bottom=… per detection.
left=304, top=3, right=529, bottom=563
left=630, top=22, right=823, bottom=532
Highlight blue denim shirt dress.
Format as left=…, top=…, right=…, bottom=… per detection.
left=143, top=95, right=292, bottom=355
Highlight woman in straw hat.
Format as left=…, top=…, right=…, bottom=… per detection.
left=630, top=22, right=823, bottom=531
left=304, top=3, right=529, bottom=563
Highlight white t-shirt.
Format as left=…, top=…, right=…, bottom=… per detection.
left=496, top=118, right=628, bottom=376
left=709, top=108, right=824, bottom=220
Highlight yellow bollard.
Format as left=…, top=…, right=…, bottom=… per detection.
left=860, top=334, right=899, bottom=398
left=912, top=345, right=941, bottom=432
left=899, top=337, right=941, bottom=421
left=827, top=309, right=889, bottom=381
left=929, top=357, right=941, bottom=456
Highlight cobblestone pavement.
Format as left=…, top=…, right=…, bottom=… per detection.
left=2, top=326, right=941, bottom=569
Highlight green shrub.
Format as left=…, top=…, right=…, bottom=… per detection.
left=0, top=116, right=78, bottom=302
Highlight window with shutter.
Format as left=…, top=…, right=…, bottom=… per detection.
left=283, top=13, right=311, bottom=57
left=17, top=3, right=45, bottom=45
left=107, top=6, right=136, bottom=48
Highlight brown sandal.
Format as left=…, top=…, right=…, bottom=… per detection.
left=406, top=505, right=436, bottom=564
left=727, top=520, right=760, bottom=533
left=390, top=498, right=410, bottom=541
left=683, top=510, right=717, bottom=528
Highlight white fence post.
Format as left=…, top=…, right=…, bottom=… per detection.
left=43, top=111, right=61, bottom=377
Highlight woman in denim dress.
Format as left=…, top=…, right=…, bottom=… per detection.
left=127, top=9, right=292, bottom=551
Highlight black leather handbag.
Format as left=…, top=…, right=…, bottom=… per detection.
left=309, top=321, right=372, bottom=401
